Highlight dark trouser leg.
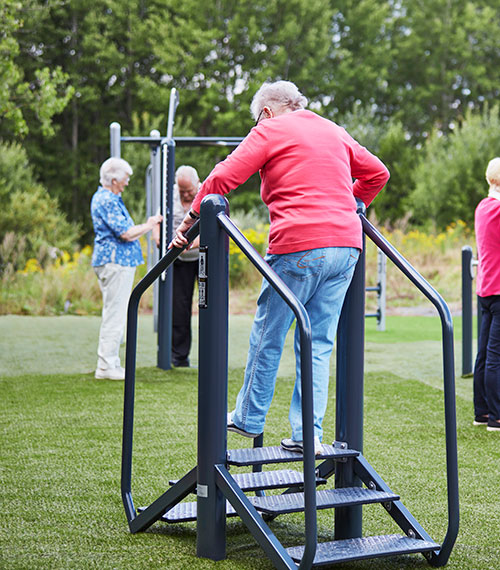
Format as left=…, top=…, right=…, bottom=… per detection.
left=172, top=259, right=198, bottom=364
left=484, top=296, right=500, bottom=421
left=474, top=296, right=491, bottom=417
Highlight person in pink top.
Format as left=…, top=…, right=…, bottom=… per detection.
left=473, top=157, right=500, bottom=432
left=172, top=80, right=389, bottom=453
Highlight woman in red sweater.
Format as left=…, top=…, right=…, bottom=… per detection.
left=172, top=81, right=389, bottom=453
left=473, top=157, right=500, bottom=431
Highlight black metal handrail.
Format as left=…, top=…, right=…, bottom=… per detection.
left=121, top=221, right=200, bottom=523
left=217, top=212, right=317, bottom=570
left=360, top=214, right=459, bottom=567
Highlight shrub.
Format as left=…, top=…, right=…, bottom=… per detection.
left=0, top=242, right=153, bottom=316
left=228, top=209, right=269, bottom=288
left=0, top=141, right=80, bottom=274
left=409, top=105, right=500, bottom=230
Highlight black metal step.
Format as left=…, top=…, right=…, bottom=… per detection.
left=251, top=487, right=398, bottom=515
left=227, top=444, right=358, bottom=466
left=287, top=534, right=439, bottom=566
left=169, top=469, right=327, bottom=492
left=149, top=485, right=397, bottom=523
left=153, top=500, right=238, bottom=523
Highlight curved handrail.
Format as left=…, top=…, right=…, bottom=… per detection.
left=360, top=214, right=459, bottom=567
left=217, top=212, right=317, bottom=570
left=121, top=221, right=200, bottom=523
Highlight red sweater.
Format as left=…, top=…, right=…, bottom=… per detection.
left=475, top=196, right=500, bottom=297
left=192, top=110, right=389, bottom=254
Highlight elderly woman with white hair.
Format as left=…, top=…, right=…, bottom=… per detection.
left=91, top=157, right=162, bottom=380
left=172, top=80, right=389, bottom=453
left=473, top=157, right=500, bottom=431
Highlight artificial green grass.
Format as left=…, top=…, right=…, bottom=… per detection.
left=0, top=314, right=497, bottom=569
left=1, top=367, right=499, bottom=569
left=0, top=314, right=475, bottom=377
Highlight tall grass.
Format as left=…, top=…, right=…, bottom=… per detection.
left=0, top=244, right=154, bottom=316
left=364, top=220, right=471, bottom=312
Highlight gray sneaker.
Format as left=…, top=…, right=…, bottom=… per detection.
left=281, top=436, right=323, bottom=456
left=227, top=413, right=261, bottom=438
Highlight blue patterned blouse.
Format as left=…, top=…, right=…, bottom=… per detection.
left=91, top=187, right=143, bottom=267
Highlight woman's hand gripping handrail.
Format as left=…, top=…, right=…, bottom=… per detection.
left=121, top=221, right=200, bottom=524
left=360, top=214, right=459, bottom=567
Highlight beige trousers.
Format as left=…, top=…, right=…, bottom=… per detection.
left=94, top=263, right=136, bottom=370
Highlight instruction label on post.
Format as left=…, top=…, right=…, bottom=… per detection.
left=199, top=247, right=208, bottom=309
left=199, top=249, right=207, bottom=278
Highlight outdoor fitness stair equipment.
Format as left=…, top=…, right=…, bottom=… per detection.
left=121, top=195, right=459, bottom=568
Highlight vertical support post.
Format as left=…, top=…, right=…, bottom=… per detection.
left=377, top=248, right=386, bottom=332
left=145, top=163, right=153, bottom=270
left=335, top=201, right=366, bottom=540
left=462, top=246, right=473, bottom=376
left=110, top=122, right=121, bottom=157
left=149, top=130, right=161, bottom=333
left=167, top=88, right=179, bottom=139
left=477, top=292, right=482, bottom=348
left=157, top=140, right=175, bottom=370
left=196, top=195, right=230, bottom=561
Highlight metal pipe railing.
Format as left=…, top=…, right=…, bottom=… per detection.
left=360, top=214, right=459, bottom=567
left=119, top=136, right=243, bottom=147
left=462, top=246, right=474, bottom=376
left=121, top=221, right=200, bottom=524
left=216, top=212, right=317, bottom=570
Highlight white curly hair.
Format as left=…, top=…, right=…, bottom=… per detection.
left=250, top=80, right=308, bottom=122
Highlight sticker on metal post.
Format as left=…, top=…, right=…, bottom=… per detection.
left=199, top=279, right=207, bottom=309
left=198, top=246, right=208, bottom=308
left=197, top=484, right=208, bottom=498
left=199, top=247, right=207, bottom=278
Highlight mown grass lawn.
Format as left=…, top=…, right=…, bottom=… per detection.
left=0, top=314, right=498, bottom=570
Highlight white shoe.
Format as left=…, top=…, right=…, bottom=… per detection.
left=281, top=436, right=323, bottom=456
left=95, top=367, right=125, bottom=380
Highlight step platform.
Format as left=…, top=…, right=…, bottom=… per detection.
left=227, top=444, right=358, bottom=467
left=287, top=534, right=439, bottom=566
left=251, top=487, right=399, bottom=515
left=148, top=485, right=398, bottom=524
left=169, top=468, right=327, bottom=493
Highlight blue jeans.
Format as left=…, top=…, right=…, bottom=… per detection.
left=232, top=246, right=360, bottom=441
left=474, top=295, right=500, bottom=421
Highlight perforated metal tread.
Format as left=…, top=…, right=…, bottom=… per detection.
left=227, top=444, right=358, bottom=466
left=169, top=468, right=327, bottom=492
left=287, top=534, right=438, bottom=565
left=229, top=469, right=327, bottom=491
left=154, top=500, right=239, bottom=523
left=251, top=487, right=399, bottom=515
left=146, top=485, right=396, bottom=523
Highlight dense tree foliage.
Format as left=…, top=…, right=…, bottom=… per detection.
left=2, top=0, right=500, bottom=246
left=411, top=105, right=500, bottom=229
left=0, top=141, right=80, bottom=274
left=0, top=0, right=73, bottom=137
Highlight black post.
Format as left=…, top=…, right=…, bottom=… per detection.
left=335, top=201, right=366, bottom=540
left=157, top=140, right=175, bottom=369
left=196, top=195, right=230, bottom=561
left=461, top=246, right=473, bottom=376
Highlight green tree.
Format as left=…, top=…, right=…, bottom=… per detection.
left=0, top=0, right=73, bottom=137
left=387, top=1, right=500, bottom=138
left=325, top=0, right=394, bottom=118
left=0, top=141, right=79, bottom=274
left=410, top=105, right=500, bottom=229
left=341, top=103, right=413, bottom=225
